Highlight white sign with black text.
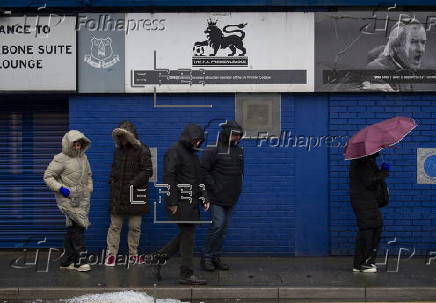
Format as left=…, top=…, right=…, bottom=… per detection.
left=0, top=16, right=76, bottom=91
left=125, top=12, right=314, bottom=93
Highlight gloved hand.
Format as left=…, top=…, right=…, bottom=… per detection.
left=59, top=187, right=70, bottom=198
left=381, top=162, right=390, bottom=171
left=381, top=169, right=389, bottom=178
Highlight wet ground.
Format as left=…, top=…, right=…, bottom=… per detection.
left=4, top=252, right=436, bottom=288
left=1, top=251, right=436, bottom=301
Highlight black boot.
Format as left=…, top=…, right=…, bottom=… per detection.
left=200, top=258, right=215, bottom=272
left=212, top=257, right=230, bottom=271
left=150, top=253, right=165, bottom=282
left=179, top=274, right=207, bottom=285
left=179, top=266, right=207, bottom=285
left=151, top=264, right=162, bottom=281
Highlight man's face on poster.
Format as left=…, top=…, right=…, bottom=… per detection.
left=396, top=24, right=426, bottom=69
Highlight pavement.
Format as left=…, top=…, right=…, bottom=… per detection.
left=1, top=251, right=436, bottom=302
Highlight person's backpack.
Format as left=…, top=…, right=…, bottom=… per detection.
left=377, top=180, right=389, bottom=208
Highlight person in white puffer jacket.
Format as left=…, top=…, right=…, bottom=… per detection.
left=44, top=130, right=93, bottom=272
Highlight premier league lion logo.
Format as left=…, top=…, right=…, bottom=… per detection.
left=193, top=19, right=247, bottom=57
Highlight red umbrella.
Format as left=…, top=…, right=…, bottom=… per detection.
left=344, top=116, right=417, bottom=160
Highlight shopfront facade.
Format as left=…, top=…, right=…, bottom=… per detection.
left=0, top=1, right=435, bottom=257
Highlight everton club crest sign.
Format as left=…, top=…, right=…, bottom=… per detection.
left=84, top=37, right=120, bottom=69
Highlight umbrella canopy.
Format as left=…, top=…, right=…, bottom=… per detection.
left=344, top=116, right=417, bottom=160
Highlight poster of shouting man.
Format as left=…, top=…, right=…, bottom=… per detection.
left=315, top=11, right=436, bottom=92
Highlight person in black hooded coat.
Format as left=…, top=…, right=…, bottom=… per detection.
left=152, top=123, right=210, bottom=285
left=105, top=121, right=153, bottom=266
left=200, top=120, right=244, bottom=271
left=349, top=152, right=389, bottom=272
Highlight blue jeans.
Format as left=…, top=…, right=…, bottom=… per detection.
left=202, top=204, right=233, bottom=259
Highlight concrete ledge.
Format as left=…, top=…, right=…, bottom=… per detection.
left=0, top=288, right=18, bottom=300
left=143, top=287, right=191, bottom=300
left=192, top=287, right=278, bottom=300
left=366, top=287, right=436, bottom=301
left=17, top=288, right=102, bottom=300
left=279, top=287, right=365, bottom=300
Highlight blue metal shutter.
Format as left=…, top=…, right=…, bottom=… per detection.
left=70, top=95, right=297, bottom=255
left=0, top=96, right=68, bottom=248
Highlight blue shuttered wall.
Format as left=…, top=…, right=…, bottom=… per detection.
left=0, top=96, right=69, bottom=248
left=69, top=94, right=296, bottom=255
left=4, top=93, right=435, bottom=256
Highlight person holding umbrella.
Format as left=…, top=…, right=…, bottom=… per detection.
left=344, top=116, right=417, bottom=273
left=349, top=153, right=389, bottom=272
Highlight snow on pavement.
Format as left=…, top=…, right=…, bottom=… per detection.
left=63, top=291, right=182, bottom=303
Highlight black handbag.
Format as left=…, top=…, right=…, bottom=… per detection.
left=377, top=180, right=389, bottom=208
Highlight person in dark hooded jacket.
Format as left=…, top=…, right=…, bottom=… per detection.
left=349, top=152, right=389, bottom=273
left=200, top=121, right=244, bottom=271
left=104, top=121, right=153, bottom=266
left=152, top=123, right=210, bottom=285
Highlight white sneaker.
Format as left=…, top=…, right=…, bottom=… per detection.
left=60, top=263, right=75, bottom=270
left=353, top=265, right=377, bottom=273
left=360, top=264, right=377, bottom=273
left=361, top=266, right=377, bottom=273
left=75, top=263, right=91, bottom=272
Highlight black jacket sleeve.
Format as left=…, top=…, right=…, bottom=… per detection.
left=360, top=161, right=389, bottom=189
left=163, top=148, right=179, bottom=206
left=131, top=146, right=153, bottom=187
left=200, top=147, right=217, bottom=194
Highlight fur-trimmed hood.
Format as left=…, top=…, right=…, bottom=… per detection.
left=62, top=130, right=91, bottom=157
left=45, top=130, right=93, bottom=228
left=112, top=121, right=141, bottom=148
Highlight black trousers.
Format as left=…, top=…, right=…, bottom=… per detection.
left=353, top=226, right=382, bottom=268
left=60, top=221, right=86, bottom=267
left=159, top=224, right=195, bottom=277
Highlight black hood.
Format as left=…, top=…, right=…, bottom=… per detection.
left=355, top=152, right=379, bottom=165
left=179, top=123, right=205, bottom=151
left=219, top=120, right=243, bottom=146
